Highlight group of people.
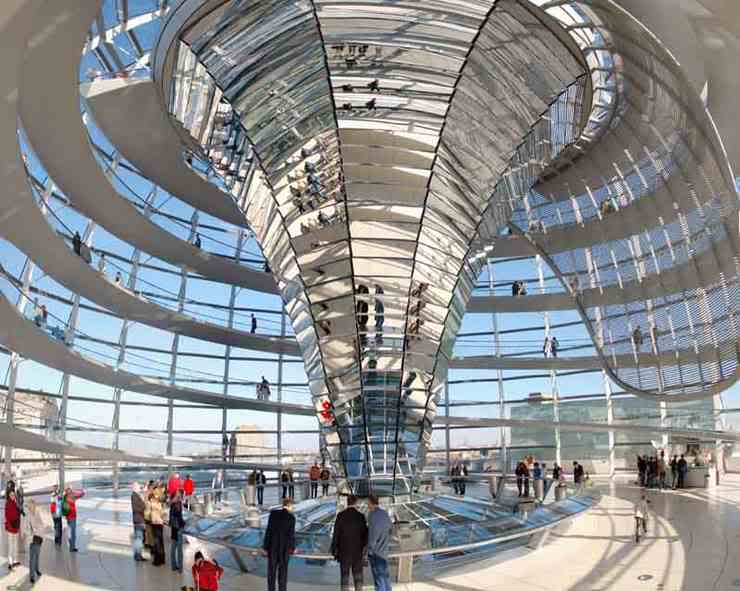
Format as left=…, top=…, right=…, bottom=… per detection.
left=262, top=494, right=393, bottom=591
left=3, top=477, right=84, bottom=584
left=246, top=470, right=268, bottom=505
left=513, top=459, right=586, bottom=497
left=449, top=462, right=469, bottom=495
left=308, top=462, right=332, bottom=499
left=511, top=280, right=528, bottom=296
left=31, top=297, right=69, bottom=344
left=130, top=473, right=195, bottom=571
left=637, top=452, right=688, bottom=489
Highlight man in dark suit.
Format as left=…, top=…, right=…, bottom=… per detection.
left=331, top=495, right=368, bottom=591
left=263, top=498, right=296, bottom=591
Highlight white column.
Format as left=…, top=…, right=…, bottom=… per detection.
left=166, top=212, right=198, bottom=465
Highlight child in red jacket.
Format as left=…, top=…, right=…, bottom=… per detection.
left=192, top=551, right=223, bottom=591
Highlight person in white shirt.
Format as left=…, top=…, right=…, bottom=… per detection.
left=634, top=493, right=649, bottom=542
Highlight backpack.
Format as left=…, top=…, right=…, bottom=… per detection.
left=61, top=499, right=71, bottom=517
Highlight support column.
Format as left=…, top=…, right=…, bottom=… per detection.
left=487, top=260, right=507, bottom=475
left=277, top=311, right=286, bottom=462
left=59, top=222, right=96, bottom=489
left=535, top=254, right=561, bottom=467
left=166, top=212, right=198, bottom=468
left=444, top=381, right=450, bottom=473
left=604, top=370, right=615, bottom=478
left=2, top=259, right=35, bottom=487
left=221, top=230, right=245, bottom=463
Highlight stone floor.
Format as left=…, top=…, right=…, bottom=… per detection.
left=1, top=474, right=739, bottom=590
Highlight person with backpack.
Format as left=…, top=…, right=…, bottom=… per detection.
left=192, top=550, right=223, bottom=591
left=5, top=489, right=21, bottom=571
left=62, top=487, right=85, bottom=552
left=50, top=484, right=64, bottom=546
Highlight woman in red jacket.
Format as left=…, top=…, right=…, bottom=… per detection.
left=5, top=490, right=21, bottom=570
left=192, top=551, right=223, bottom=591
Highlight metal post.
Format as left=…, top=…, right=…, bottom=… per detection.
left=167, top=212, right=198, bottom=468
left=2, top=260, right=35, bottom=486
left=221, top=230, right=245, bottom=463
left=444, top=381, right=450, bottom=474
left=277, top=311, right=286, bottom=462
left=487, top=260, right=507, bottom=475
left=58, top=222, right=95, bottom=488
left=604, top=371, right=615, bottom=478
left=535, top=253, right=561, bottom=468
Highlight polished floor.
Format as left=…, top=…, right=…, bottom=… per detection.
left=1, top=474, right=739, bottom=590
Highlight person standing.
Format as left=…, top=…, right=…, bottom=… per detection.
left=367, top=495, right=393, bottom=591
left=251, top=313, right=257, bottom=333
left=26, top=499, right=45, bottom=583
left=170, top=491, right=186, bottom=572
left=573, top=461, right=584, bottom=493
left=229, top=431, right=238, bottom=463
left=677, top=455, right=688, bottom=488
left=257, top=470, right=266, bottom=505
left=5, top=490, right=21, bottom=571
left=515, top=462, right=525, bottom=497
left=331, top=495, right=368, bottom=591
left=183, top=474, right=195, bottom=509
left=149, top=488, right=165, bottom=566
left=552, top=463, right=562, bottom=482
left=309, top=462, right=321, bottom=499
left=63, top=487, right=85, bottom=552
left=222, top=433, right=229, bottom=462
left=634, top=492, right=649, bottom=542
left=263, top=497, right=296, bottom=591
left=212, top=469, right=225, bottom=504
left=450, top=463, right=460, bottom=495
left=637, top=455, right=647, bottom=487
left=670, top=455, right=679, bottom=489
left=50, top=484, right=64, bottom=546
left=285, top=468, right=295, bottom=499
left=551, top=336, right=559, bottom=358
left=543, top=336, right=552, bottom=358
left=459, top=463, right=469, bottom=496
left=131, top=482, right=147, bottom=562
left=72, top=231, right=82, bottom=256
left=167, top=472, right=182, bottom=499
left=281, top=470, right=290, bottom=499
left=192, top=551, right=224, bottom=591
left=658, top=452, right=667, bottom=490
left=320, top=465, right=331, bottom=497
